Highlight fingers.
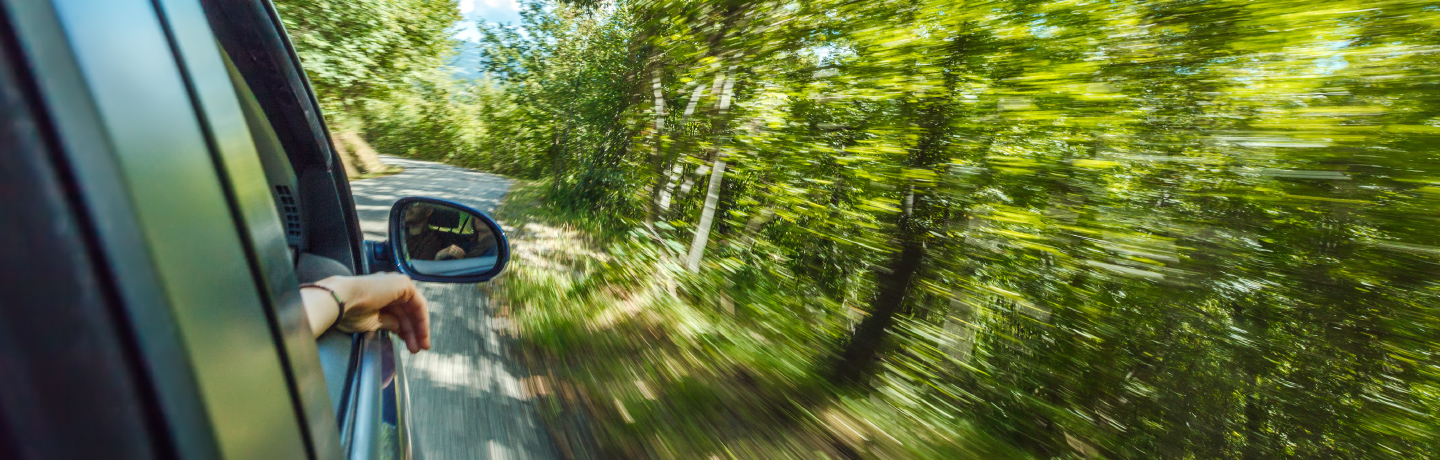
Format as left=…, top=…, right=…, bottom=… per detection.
left=411, top=290, right=431, bottom=350
left=395, top=311, right=414, bottom=353
left=380, top=311, right=420, bottom=354
left=372, top=312, right=403, bottom=348
left=378, top=312, right=399, bottom=333
left=336, top=272, right=430, bottom=353
left=389, top=274, right=430, bottom=351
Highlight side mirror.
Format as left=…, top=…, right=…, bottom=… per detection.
left=387, top=197, right=509, bottom=282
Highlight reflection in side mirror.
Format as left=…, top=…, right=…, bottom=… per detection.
left=387, top=197, right=509, bottom=282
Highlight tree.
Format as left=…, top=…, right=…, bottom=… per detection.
left=312, top=0, right=1440, bottom=456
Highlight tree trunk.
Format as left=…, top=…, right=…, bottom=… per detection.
left=1233, top=300, right=1271, bottom=459
left=940, top=296, right=978, bottom=364
left=683, top=66, right=736, bottom=271
left=831, top=217, right=926, bottom=383
left=653, top=5, right=737, bottom=222
left=830, top=87, right=955, bottom=383
left=647, top=68, right=667, bottom=226
left=685, top=155, right=727, bottom=271
left=671, top=71, right=730, bottom=209
left=554, top=111, right=574, bottom=187
left=552, top=78, right=581, bottom=188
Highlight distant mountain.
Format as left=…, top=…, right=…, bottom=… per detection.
left=449, top=39, right=485, bottom=81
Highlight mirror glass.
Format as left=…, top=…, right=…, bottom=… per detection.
left=398, top=202, right=500, bottom=277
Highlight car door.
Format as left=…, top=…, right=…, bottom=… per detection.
left=0, top=0, right=315, bottom=458
left=0, top=0, right=413, bottom=458
left=0, top=15, right=173, bottom=460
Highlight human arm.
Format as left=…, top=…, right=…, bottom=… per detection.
left=300, top=273, right=432, bottom=353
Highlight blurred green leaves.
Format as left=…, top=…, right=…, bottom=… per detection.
left=289, top=0, right=1440, bottom=457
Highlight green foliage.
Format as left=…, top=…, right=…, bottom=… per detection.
left=276, top=0, right=485, bottom=157
left=488, top=0, right=1440, bottom=457
left=294, top=0, right=1440, bottom=457
left=275, top=0, right=461, bottom=114
left=471, top=1, right=649, bottom=211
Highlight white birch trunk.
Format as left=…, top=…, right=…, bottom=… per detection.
left=904, top=185, right=915, bottom=217
left=674, top=71, right=731, bottom=200
left=940, top=298, right=978, bottom=364
left=656, top=163, right=684, bottom=213
left=684, top=66, right=738, bottom=272
left=648, top=69, right=668, bottom=226
left=685, top=155, right=727, bottom=271
left=683, top=79, right=709, bottom=117
left=651, top=69, right=667, bottom=132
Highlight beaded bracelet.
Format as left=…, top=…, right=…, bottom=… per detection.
left=299, top=283, right=346, bottom=323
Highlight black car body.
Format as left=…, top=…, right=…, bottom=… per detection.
left=0, top=0, right=495, bottom=458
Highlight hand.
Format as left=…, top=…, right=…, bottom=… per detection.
left=316, top=273, right=432, bottom=353
left=437, top=244, right=465, bottom=260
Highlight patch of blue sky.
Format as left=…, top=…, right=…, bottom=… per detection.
left=1029, top=18, right=1058, bottom=39
left=1314, top=40, right=1350, bottom=75
left=454, top=0, right=523, bottom=42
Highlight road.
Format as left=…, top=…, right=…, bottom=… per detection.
left=349, top=156, right=557, bottom=460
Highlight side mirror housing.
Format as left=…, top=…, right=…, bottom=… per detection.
left=386, top=197, right=510, bottom=283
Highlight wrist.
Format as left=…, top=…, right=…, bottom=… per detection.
left=299, top=281, right=344, bottom=336
left=315, top=276, right=359, bottom=315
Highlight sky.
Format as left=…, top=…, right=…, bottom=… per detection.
left=455, top=0, right=523, bottom=41
left=451, top=0, right=523, bottom=79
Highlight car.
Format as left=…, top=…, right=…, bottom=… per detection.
left=0, top=0, right=508, bottom=459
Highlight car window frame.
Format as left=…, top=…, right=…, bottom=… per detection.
left=196, top=1, right=415, bottom=459
left=1, top=0, right=316, bottom=458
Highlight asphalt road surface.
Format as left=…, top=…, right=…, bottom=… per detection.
left=350, top=156, right=557, bottom=460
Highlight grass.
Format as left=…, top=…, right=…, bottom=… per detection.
left=490, top=180, right=1019, bottom=460
left=490, top=180, right=842, bottom=458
